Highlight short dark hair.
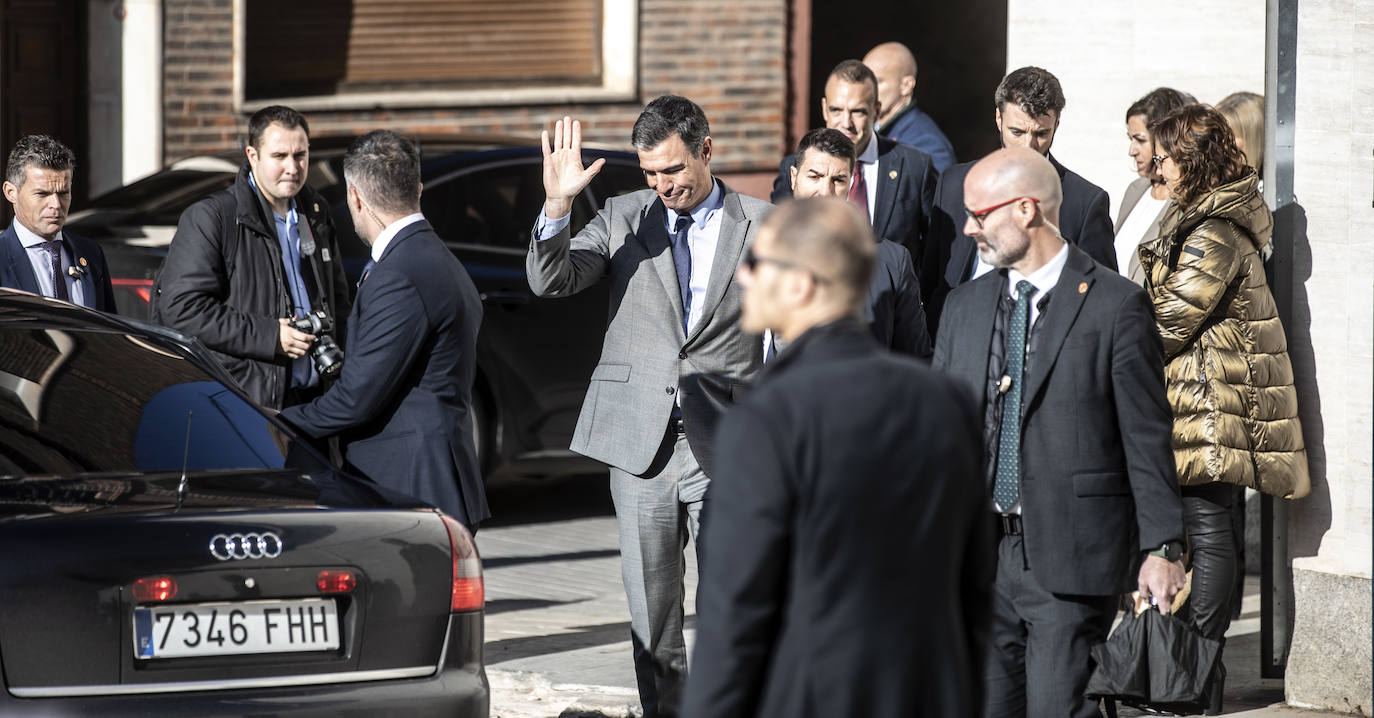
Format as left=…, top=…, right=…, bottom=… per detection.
left=631, top=95, right=710, bottom=157
left=795, top=128, right=855, bottom=167
left=828, top=59, right=879, bottom=102
left=5, top=135, right=74, bottom=188
left=995, top=66, right=1066, bottom=117
left=343, top=130, right=421, bottom=215
left=1149, top=103, right=1250, bottom=208
left=248, top=105, right=310, bottom=150
left=1126, top=87, right=1196, bottom=125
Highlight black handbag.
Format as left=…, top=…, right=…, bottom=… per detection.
left=1085, top=601, right=1222, bottom=716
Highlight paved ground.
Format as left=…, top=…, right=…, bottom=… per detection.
left=475, top=470, right=1325, bottom=718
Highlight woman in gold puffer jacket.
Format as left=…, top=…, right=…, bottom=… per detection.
left=1140, top=103, right=1309, bottom=713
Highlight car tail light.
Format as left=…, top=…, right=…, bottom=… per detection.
left=112, top=278, right=154, bottom=303
left=316, top=570, right=356, bottom=594
left=132, top=576, right=178, bottom=602
left=441, top=514, right=483, bottom=612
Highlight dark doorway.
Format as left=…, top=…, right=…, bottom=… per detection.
left=808, top=0, right=1007, bottom=166
left=0, top=0, right=88, bottom=221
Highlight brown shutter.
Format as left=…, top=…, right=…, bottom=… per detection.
left=245, top=0, right=602, bottom=101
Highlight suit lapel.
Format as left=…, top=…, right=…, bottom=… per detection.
left=63, top=232, right=97, bottom=306
left=960, top=273, right=1003, bottom=392
left=1021, top=246, right=1095, bottom=413
left=687, top=189, right=748, bottom=344
left=872, top=139, right=900, bottom=237
left=633, top=200, right=687, bottom=340
left=1, top=224, right=41, bottom=295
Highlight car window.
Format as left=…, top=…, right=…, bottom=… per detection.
left=421, top=160, right=591, bottom=249
left=0, top=327, right=311, bottom=476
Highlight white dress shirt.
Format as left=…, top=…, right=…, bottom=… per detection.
left=370, top=213, right=427, bottom=262
left=15, top=221, right=86, bottom=307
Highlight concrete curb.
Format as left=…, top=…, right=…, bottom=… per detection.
left=490, top=669, right=642, bottom=718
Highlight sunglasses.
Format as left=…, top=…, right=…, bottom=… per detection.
left=964, top=196, right=1040, bottom=229
left=742, top=247, right=829, bottom=282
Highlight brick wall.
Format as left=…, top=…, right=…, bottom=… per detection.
left=162, top=0, right=789, bottom=174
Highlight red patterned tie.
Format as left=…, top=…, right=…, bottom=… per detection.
left=848, top=161, right=869, bottom=222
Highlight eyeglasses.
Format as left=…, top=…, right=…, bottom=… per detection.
left=1151, top=154, right=1171, bottom=168
left=964, top=196, right=1040, bottom=229
left=742, top=247, right=829, bottom=282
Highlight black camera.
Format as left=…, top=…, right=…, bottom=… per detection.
left=288, top=310, right=344, bottom=377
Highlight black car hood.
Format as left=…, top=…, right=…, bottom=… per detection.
left=0, top=469, right=429, bottom=519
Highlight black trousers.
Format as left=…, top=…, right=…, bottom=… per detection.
left=982, top=534, right=1117, bottom=718
left=1179, top=482, right=1238, bottom=642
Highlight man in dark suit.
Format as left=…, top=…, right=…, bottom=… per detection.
left=280, top=130, right=488, bottom=532
left=932, top=147, right=1186, bottom=718
left=0, top=135, right=116, bottom=311
left=528, top=97, right=773, bottom=717
left=863, top=41, right=958, bottom=173
left=786, top=127, right=929, bottom=357
left=771, top=60, right=937, bottom=264
left=924, top=66, right=1116, bottom=338
left=681, top=196, right=992, bottom=718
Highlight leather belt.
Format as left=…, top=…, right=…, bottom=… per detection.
left=997, top=514, right=1023, bottom=536
left=668, top=416, right=686, bottom=435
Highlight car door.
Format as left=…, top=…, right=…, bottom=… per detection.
left=419, top=157, right=610, bottom=464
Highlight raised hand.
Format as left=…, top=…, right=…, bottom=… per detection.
left=542, top=116, right=606, bottom=219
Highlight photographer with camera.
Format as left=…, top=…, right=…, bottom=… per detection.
left=280, top=130, right=488, bottom=531
left=153, top=106, right=351, bottom=410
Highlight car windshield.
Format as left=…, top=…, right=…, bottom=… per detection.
left=0, top=325, right=314, bottom=476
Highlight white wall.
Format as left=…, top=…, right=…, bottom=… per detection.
left=1005, top=0, right=1266, bottom=218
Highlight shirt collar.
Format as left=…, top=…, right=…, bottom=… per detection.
left=855, top=132, right=879, bottom=165
left=667, top=178, right=724, bottom=229
left=1007, top=240, right=1070, bottom=297
left=371, top=213, right=426, bottom=261
left=12, top=220, right=55, bottom=249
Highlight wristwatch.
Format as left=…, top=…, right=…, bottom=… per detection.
left=1148, top=540, right=1184, bottom=562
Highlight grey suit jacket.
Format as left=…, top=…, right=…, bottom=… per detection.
left=527, top=185, right=773, bottom=477
left=1113, top=176, right=1174, bottom=285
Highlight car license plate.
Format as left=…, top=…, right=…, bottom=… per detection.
left=133, top=598, right=339, bottom=659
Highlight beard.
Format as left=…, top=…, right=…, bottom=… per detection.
left=976, top=231, right=1030, bottom=268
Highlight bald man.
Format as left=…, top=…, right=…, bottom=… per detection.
left=932, top=148, right=1185, bottom=718
left=683, top=197, right=992, bottom=718
left=863, top=42, right=956, bottom=173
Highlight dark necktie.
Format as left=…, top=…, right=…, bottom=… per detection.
left=41, top=241, right=69, bottom=302
left=848, top=161, right=869, bottom=222
left=994, top=280, right=1036, bottom=511
left=670, top=215, right=692, bottom=333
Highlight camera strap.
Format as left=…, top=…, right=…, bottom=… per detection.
left=297, top=216, right=332, bottom=321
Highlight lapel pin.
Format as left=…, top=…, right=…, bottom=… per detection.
left=313, top=202, right=320, bottom=213
left=1078, top=281, right=1088, bottom=294
left=998, top=375, right=1012, bottom=394
left=79, top=257, right=88, bottom=267
left=888, top=169, right=898, bottom=179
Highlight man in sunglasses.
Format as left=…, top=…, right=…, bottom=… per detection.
left=933, top=147, right=1185, bottom=718
left=786, top=127, right=930, bottom=358
left=682, top=196, right=991, bottom=718
left=923, top=66, right=1116, bottom=339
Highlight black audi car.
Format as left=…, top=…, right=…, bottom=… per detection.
left=66, top=135, right=647, bottom=477
left=0, top=291, right=486, bottom=716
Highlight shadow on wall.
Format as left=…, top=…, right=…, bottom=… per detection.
left=1275, top=201, right=1331, bottom=561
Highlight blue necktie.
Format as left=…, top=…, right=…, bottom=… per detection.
left=670, top=215, right=692, bottom=333
left=994, top=280, right=1036, bottom=511
left=41, top=241, right=69, bottom=302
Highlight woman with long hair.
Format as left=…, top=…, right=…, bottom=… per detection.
left=1140, top=103, right=1310, bottom=714
left=1114, top=87, right=1193, bottom=284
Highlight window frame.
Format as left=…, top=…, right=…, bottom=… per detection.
left=232, top=0, right=638, bottom=112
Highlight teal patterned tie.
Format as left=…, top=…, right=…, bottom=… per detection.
left=994, top=280, right=1036, bottom=511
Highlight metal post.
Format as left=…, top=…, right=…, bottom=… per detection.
left=1261, top=0, right=1298, bottom=680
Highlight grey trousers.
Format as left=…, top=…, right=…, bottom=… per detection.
left=609, top=428, right=708, bottom=718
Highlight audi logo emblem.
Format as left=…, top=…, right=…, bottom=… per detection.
left=209, top=532, right=284, bottom=561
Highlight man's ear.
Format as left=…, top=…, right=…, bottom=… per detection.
left=245, top=144, right=258, bottom=166
left=994, top=107, right=1004, bottom=132
left=788, top=164, right=798, bottom=192
left=900, top=75, right=916, bottom=98
left=699, top=136, right=712, bottom=164
left=417, top=181, right=423, bottom=200
left=1, top=181, right=15, bottom=205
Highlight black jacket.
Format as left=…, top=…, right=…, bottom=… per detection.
left=923, top=154, right=1115, bottom=338
left=151, top=164, right=351, bottom=409
left=867, top=238, right=931, bottom=359
left=683, top=319, right=992, bottom=718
